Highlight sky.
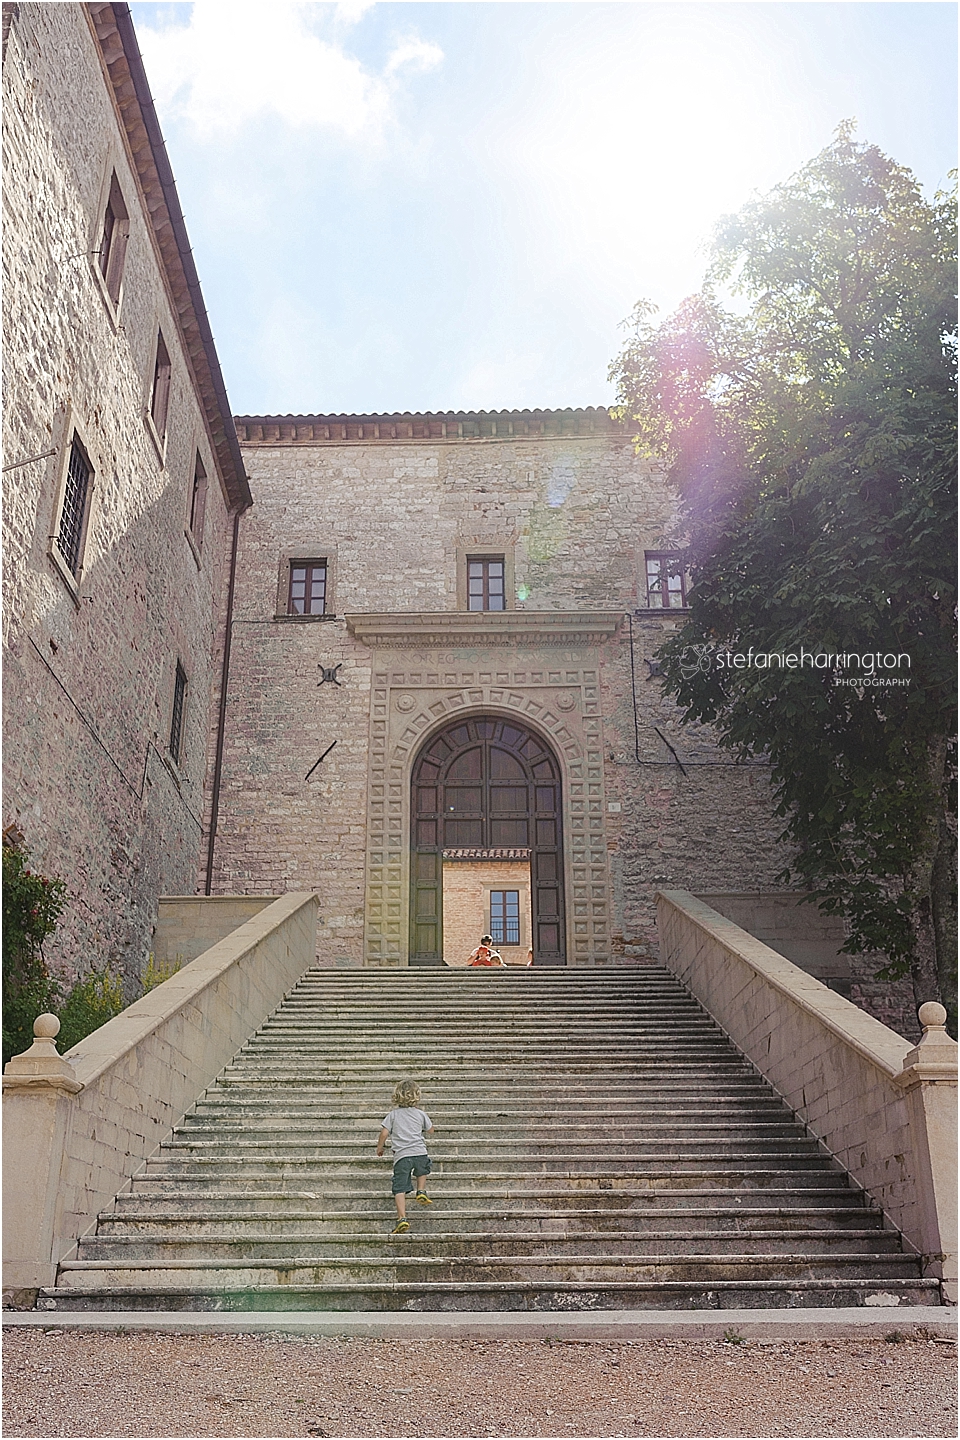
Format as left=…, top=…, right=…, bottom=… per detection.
left=129, top=1, right=957, bottom=418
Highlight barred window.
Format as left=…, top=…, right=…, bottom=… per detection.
left=189, top=451, right=207, bottom=546
left=169, top=661, right=187, bottom=764
left=645, top=552, right=687, bottom=609
left=467, top=556, right=505, bottom=611
left=490, top=889, right=520, bottom=946
left=57, top=436, right=93, bottom=577
left=288, top=560, right=327, bottom=615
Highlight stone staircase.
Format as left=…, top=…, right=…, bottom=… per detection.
left=42, top=968, right=940, bottom=1312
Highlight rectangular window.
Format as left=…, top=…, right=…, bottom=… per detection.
left=169, top=661, right=187, bottom=764
left=288, top=560, right=327, bottom=615
left=189, top=451, right=207, bottom=546
left=97, top=172, right=129, bottom=305
left=467, top=556, right=505, bottom=611
left=150, top=331, right=172, bottom=441
left=56, top=436, right=93, bottom=577
left=490, top=889, right=521, bottom=946
left=645, top=552, right=687, bottom=609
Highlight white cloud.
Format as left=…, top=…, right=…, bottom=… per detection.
left=385, top=38, right=444, bottom=78
left=334, top=0, right=376, bottom=26
left=137, top=2, right=441, bottom=138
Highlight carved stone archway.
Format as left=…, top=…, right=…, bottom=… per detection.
left=346, top=609, right=622, bottom=968
left=410, top=715, right=566, bottom=965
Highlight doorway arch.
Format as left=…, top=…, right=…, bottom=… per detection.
left=410, top=715, right=566, bottom=966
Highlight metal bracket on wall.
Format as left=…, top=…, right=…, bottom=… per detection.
left=305, top=740, right=338, bottom=781
left=317, top=663, right=343, bottom=687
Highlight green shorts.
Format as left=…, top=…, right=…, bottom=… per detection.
left=392, top=1154, right=432, bottom=1194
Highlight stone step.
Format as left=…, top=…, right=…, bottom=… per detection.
left=169, top=1117, right=817, bottom=1140
left=286, top=973, right=674, bottom=985
left=241, top=1045, right=738, bottom=1059
left=217, top=1065, right=759, bottom=1077
left=154, top=1137, right=826, bottom=1159
left=114, top=1184, right=868, bottom=1212
left=40, top=1274, right=942, bottom=1314
left=208, top=1079, right=776, bottom=1097
left=187, top=1106, right=793, bottom=1127
left=54, top=966, right=932, bottom=1315
left=173, top=1119, right=805, bottom=1141
left=76, top=1229, right=903, bottom=1264
left=264, top=1017, right=713, bottom=1031
left=96, top=1207, right=883, bottom=1236
left=254, top=1019, right=719, bottom=1034
left=154, top=1150, right=826, bottom=1173
left=52, top=1251, right=925, bottom=1290
left=139, top=1165, right=849, bottom=1190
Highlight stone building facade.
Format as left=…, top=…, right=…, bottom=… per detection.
left=209, top=413, right=792, bottom=968
left=2, top=2, right=250, bottom=985
left=2, top=4, right=918, bottom=1035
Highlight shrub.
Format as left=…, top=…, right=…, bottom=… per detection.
left=141, top=952, right=183, bottom=993
left=3, top=827, right=189, bottom=1062
left=56, top=965, right=127, bottom=1055
left=2, top=826, right=66, bottom=1065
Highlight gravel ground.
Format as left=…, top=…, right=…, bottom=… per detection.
left=2, top=1331, right=956, bottom=1440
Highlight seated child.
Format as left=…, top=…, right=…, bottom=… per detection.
left=467, top=934, right=506, bottom=966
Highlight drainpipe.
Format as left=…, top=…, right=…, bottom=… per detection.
left=204, top=502, right=248, bottom=894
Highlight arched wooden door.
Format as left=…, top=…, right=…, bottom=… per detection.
left=410, top=716, right=566, bottom=966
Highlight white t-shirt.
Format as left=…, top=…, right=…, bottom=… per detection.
left=381, top=1106, right=432, bottom=1160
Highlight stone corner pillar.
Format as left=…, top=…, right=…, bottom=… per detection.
left=895, top=1003, right=958, bottom=1305
left=2, top=1015, right=83, bottom=1303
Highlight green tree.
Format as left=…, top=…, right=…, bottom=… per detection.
left=610, top=126, right=957, bottom=1033
left=2, top=826, right=66, bottom=1064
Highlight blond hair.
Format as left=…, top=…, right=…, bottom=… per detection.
left=392, top=1077, right=422, bottom=1108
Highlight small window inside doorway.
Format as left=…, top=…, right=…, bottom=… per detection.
left=490, top=889, right=520, bottom=946
left=467, top=556, right=505, bottom=611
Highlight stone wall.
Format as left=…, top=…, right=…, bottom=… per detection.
left=2, top=892, right=318, bottom=1296
left=699, top=891, right=920, bottom=1041
left=153, top=896, right=275, bottom=969
left=658, top=889, right=957, bottom=1301
left=2, top=4, right=238, bottom=987
left=212, top=421, right=791, bottom=967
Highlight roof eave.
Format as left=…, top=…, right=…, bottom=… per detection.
left=88, top=3, right=252, bottom=511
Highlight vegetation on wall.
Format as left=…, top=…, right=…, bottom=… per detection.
left=610, top=126, right=958, bottom=1033
left=2, top=825, right=67, bottom=1064
left=55, top=965, right=127, bottom=1056
left=2, top=825, right=185, bottom=1063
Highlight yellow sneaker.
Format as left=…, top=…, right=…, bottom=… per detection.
left=391, top=1220, right=410, bottom=1234
left=415, top=1193, right=434, bottom=1206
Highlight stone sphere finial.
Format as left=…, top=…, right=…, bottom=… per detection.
left=34, top=1014, right=61, bottom=1040
left=918, top=1001, right=948, bottom=1030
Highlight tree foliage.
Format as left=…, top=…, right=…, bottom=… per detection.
left=610, top=127, right=957, bottom=1030
left=2, top=826, right=66, bottom=1064
left=2, top=827, right=158, bottom=1061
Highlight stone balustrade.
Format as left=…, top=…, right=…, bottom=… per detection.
left=2, top=891, right=318, bottom=1306
left=657, top=889, right=958, bottom=1305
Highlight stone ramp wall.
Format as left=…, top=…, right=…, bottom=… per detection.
left=153, top=896, right=276, bottom=969
left=2, top=892, right=317, bottom=1302
left=658, top=889, right=957, bottom=1304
